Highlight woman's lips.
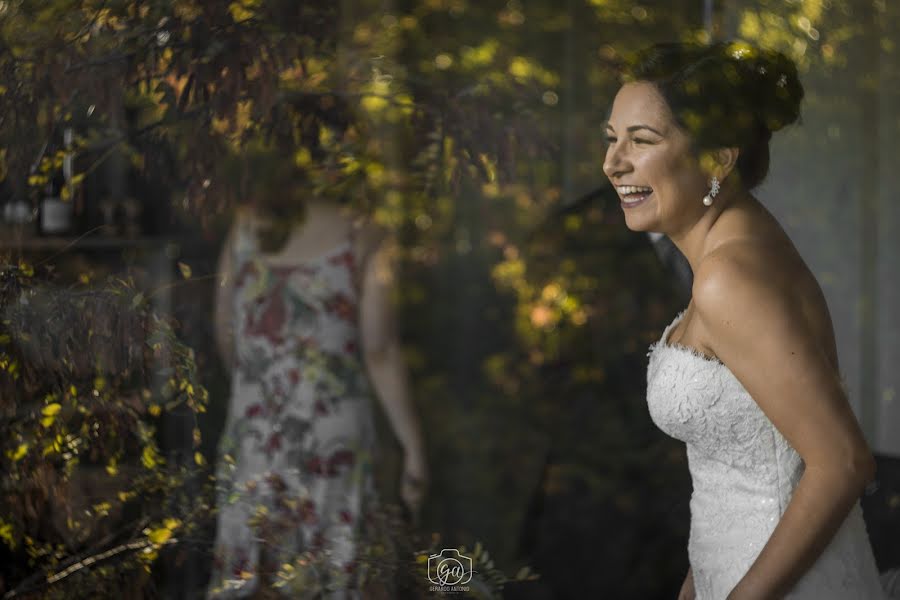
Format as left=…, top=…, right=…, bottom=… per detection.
left=621, top=191, right=652, bottom=208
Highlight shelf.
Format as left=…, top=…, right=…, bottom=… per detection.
left=0, top=234, right=168, bottom=251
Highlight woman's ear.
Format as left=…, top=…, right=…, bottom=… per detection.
left=699, top=147, right=740, bottom=182
left=713, top=147, right=740, bottom=180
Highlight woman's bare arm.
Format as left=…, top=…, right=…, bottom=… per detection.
left=357, top=234, right=428, bottom=513
left=691, top=249, right=875, bottom=600
left=213, top=217, right=240, bottom=371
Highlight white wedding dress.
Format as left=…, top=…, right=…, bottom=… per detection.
left=647, top=310, right=888, bottom=599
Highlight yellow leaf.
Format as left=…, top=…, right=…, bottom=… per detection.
left=228, top=5, right=249, bottom=20
left=142, top=446, right=161, bottom=469
left=149, top=404, right=161, bottom=417
left=509, top=56, right=533, bottom=79
left=106, top=459, right=118, bottom=476
left=178, top=262, right=192, bottom=279
left=293, top=148, right=312, bottom=167
left=148, top=527, right=172, bottom=545
left=40, top=415, right=55, bottom=428
left=194, top=451, right=206, bottom=466
left=12, top=443, right=28, bottom=461
left=41, top=403, right=61, bottom=416
left=163, top=518, right=181, bottom=530
left=0, top=522, right=15, bottom=549
left=361, top=96, right=388, bottom=113
left=319, top=127, right=334, bottom=147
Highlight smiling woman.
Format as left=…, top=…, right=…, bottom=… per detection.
left=602, top=41, right=895, bottom=600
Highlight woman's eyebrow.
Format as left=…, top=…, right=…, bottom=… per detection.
left=628, top=125, right=664, bottom=135
left=604, top=122, right=664, bottom=136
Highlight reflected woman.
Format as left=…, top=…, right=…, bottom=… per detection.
left=208, top=194, right=428, bottom=598
left=603, top=41, right=892, bottom=599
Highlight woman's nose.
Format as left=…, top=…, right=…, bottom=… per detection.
left=602, top=144, right=630, bottom=180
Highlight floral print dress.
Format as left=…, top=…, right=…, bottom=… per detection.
left=208, top=222, right=380, bottom=599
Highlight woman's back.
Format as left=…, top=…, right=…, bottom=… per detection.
left=208, top=205, right=380, bottom=598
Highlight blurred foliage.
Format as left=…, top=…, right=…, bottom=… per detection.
left=0, top=0, right=889, bottom=597
left=0, top=260, right=209, bottom=598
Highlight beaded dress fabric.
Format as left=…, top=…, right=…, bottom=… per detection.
left=646, top=309, right=886, bottom=599
left=207, top=221, right=380, bottom=599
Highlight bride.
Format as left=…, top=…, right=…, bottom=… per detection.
left=602, top=41, right=895, bottom=599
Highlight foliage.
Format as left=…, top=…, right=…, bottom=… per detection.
left=0, top=260, right=209, bottom=598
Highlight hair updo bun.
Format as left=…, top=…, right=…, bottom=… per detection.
left=621, top=41, right=804, bottom=189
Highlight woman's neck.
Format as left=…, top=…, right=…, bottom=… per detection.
left=668, top=185, right=754, bottom=274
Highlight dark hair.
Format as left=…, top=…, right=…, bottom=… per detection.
left=622, top=41, right=804, bottom=189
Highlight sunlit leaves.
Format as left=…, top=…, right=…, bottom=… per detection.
left=40, top=402, right=61, bottom=428
left=508, top=56, right=559, bottom=87
left=734, top=0, right=853, bottom=70
left=92, top=501, right=111, bottom=517
left=10, top=443, right=28, bottom=461
left=460, top=39, right=499, bottom=70
left=144, top=517, right=180, bottom=546
left=0, top=265, right=209, bottom=596
left=228, top=0, right=260, bottom=22
left=141, top=444, right=163, bottom=469
left=0, top=520, right=16, bottom=549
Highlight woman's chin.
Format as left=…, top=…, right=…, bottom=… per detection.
left=622, top=215, right=655, bottom=233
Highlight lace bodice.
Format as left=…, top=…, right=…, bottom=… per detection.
left=646, top=310, right=885, bottom=599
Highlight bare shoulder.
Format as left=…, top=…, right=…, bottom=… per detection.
left=691, top=240, right=807, bottom=353
left=694, top=239, right=789, bottom=302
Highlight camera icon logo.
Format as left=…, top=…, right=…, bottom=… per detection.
left=427, top=548, right=473, bottom=586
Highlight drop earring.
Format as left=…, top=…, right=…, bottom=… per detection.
left=703, top=176, right=720, bottom=206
